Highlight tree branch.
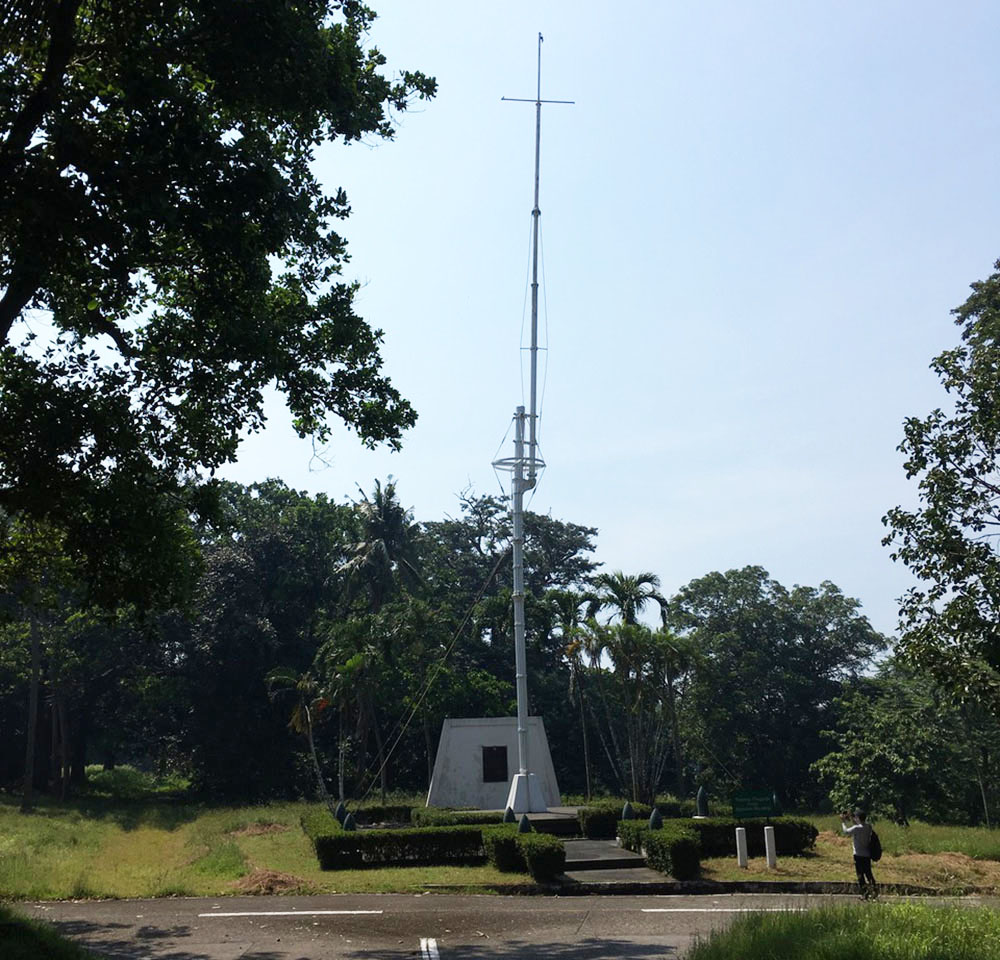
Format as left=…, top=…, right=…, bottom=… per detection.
left=0, top=0, right=83, bottom=178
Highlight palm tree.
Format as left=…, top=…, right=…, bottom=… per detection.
left=545, top=589, right=594, bottom=800
left=266, top=667, right=338, bottom=813
left=341, top=478, right=422, bottom=616
left=337, top=480, right=423, bottom=801
left=586, top=571, right=668, bottom=626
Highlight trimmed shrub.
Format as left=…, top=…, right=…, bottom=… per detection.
left=616, top=820, right=647, bottom=851
left=305, top=822, right=486, bottom=870
left=580, top=799, right=738, bottom=837
left=579, top=802, right=652, bottom=838
left=690, top=817, right=817, bottom=857
left=302, top=809, right=341, bottom=841
left=618, top=821, right=700, bottom=880
left=411, top=807, right=505, bottom=827
left=483, top=825, right=524, bottom=872
left=645, top=825, right=701, bottom=880
left=517, top=833, right=566, bottom=881
left=653, top=798, right=692, bottom=818
left=353, top=804, right=414, bottom=825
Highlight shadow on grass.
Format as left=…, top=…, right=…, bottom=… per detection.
left=1, top=789, right=206, bottom=832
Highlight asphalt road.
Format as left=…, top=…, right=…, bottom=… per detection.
left=21, top=891, right=988, bottom=959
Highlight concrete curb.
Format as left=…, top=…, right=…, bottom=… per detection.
left=425, top=880, right=979, bottom=897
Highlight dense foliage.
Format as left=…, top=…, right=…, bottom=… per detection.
left=885, top=260, right=1000, bottom=714
left=4, top=472, right=997, bottom=824
left=1, top=1, right=434, bottom=608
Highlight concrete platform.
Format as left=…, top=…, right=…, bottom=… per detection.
left=562, top=865, right=668, bottom=884
left=563, top=838, right=646, bottom=870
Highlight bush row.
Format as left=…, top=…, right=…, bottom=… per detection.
left=303, top=817, right=486, bottom=869
left=617, top=821, right=701, bottom=879
left=615, top=816, right=817, bottom=879
left=301, top=813, right=565, bottom=880
left=577, top=800, right=735, bottom=838
left=689, top=818, right=817, bottom=857
left=482, top=826, right=565, bottom=880
left=352, top=803, right=415, bottom=825
left=411, top=807, right=504, bottom=827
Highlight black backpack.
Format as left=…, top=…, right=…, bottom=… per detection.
left=869, top=828, right=882, bottom=862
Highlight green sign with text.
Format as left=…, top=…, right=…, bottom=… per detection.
left=731, top=790, right=774, bottom=819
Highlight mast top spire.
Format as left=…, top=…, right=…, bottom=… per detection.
left=500, top=37, right=573, bottom=482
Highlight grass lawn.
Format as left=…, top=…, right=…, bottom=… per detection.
left=0, top=902, right=99, bottom=960
left=5, top=780, right=1000, bottom=900
left=687, top=903, right=1000, bottom=960
left=699, top=818, right=1000, bottom=893
left=0, top=792, right=528, bottom=900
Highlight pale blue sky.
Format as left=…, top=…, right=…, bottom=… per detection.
left=221, top=0, right=1000, bottom=636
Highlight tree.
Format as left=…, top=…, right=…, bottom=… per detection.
left=669, top=567, right=883, bottom=806
left=586, top=571, right=668, bottom=627
left=577, top=620, right=682, bottom=803
left=884, top=260, right=1000, bottom=712
left=266, top=667, right=338, bottom=813
left=0, top=1, right=434, bottom=606
left=812, top=660, right=1000, bottom=824
left=341, top=479, right=422, bottom=615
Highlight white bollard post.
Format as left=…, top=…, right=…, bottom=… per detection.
left=764, top=825, right=777, bottom=869
left=735, top=827, right=748, bottom=868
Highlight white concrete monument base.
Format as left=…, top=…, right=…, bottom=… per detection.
left=505, top=771, right=549, bottom=813
left=426, top=717, right=560, bottom=811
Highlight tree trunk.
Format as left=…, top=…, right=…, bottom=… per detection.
left=20, top=614, right=40, bottom=813
left=423, top=716, right=434, bottom=792
left=305, top=705, right=337, bottom=816
left=337, top=705, right=345, bottom=803
left=368, top=694, right=388, bottom=803
left=665, top=668, right=685, bottom=796
left=57, top=694, right=69, bottom=800
left=578, top=682, right=592, bottom=801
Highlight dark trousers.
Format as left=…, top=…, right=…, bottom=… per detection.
left=854, top=855, right=876, bottom=893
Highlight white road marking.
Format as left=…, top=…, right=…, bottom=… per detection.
left=198, top=910, right=383, bottom=918
left=420, top=937, right=440, bottom=959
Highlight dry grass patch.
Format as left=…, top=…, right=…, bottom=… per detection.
left=233, top=868, right=312, bottom=895
left=700, top=829, right=1000, bottom=892
left=229, top=822, right=289, bottom=837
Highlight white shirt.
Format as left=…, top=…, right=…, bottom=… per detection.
left=842, top=820, right=872, bottom=857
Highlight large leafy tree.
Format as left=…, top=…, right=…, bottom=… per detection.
left=0, top=1, right=434, bottom=606
left=884, top=260, right=1000, bottom=712
left=670, top=566, right=883, bottom=806
left=813, top=660, right=1000, bottom=825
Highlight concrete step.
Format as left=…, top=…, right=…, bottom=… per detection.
left=562, top=838, right=647, bottom=871
left=524, top=811, right=581, bottom=837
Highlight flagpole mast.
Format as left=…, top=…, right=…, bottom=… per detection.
left=528, top=33, right=542, bottom=481
left=495, top=34, right=573, bottom=814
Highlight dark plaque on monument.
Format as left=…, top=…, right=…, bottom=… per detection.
left=482, top=745, right=508, bottom=783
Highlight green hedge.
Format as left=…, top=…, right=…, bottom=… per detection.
left=483, top=825, right=523, bottom=872
left=481, top=825, right=565, bottom=880
left=411, top=807, right=505, bottom=827
left=352, top=804, right=414, bottom=824
left=517, top=832, right=566, bottom=881
left=302, top=814, right=565, bottom=878
left=689, top=817, right=818, bottom=857
left=303, top=818, right=486, bottom=870
left=579, top=799, right=737, bottom=838
left=579, top=802, right=654, bottom=838
left=302, top=809, right=342, bottom=840
left=618, top=821, right=701, bottom=879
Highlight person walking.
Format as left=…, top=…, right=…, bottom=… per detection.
left=841, top=809, right=877, bottom=900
